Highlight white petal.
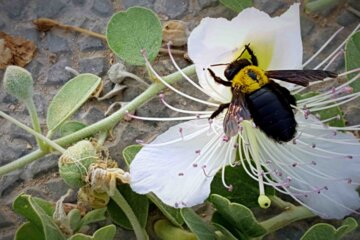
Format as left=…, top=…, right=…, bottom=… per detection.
left=187, top=4, right=302, bottom=102
left=130, top=118, right=236, bottom=208
left=246, top=113, right=360, bottom=219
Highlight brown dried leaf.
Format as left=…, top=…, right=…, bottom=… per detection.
left=33, top=18, right=60, bottom=32
left=0, top=32, right=36, bottom=69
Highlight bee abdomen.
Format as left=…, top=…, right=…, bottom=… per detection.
left=246, top=86, right=297, bottom=142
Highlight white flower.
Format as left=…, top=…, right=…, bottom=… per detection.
left=129, top=3, right=360, bottom=219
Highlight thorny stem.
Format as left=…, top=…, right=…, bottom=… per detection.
left=260, top=196, right=315, bottom=234
left=0, top=65, right=196, bottom=176
left=32, top=18, right=187, bottom=55
left=0, top=111, right=66, bottom=154
left=111, top=189, right=149, bottom=240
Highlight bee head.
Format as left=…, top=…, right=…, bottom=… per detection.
left=224, top=58, right=252, bottom=81
left=232, top=65, right=269, bottom=94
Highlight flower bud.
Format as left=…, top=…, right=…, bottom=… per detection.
left=3, top=65, right=34, bottom=101
left=58, top=140, right=98, bottom=188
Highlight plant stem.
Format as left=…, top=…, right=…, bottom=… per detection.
left=97, top=131, right=108, bottom=146
left=25, top=99, right=47, bottom=151
left=0, top=65, right=196, bottom=176
left=260, top=196, right=315, bottom=234
left=111, top=189, right=148, bottom=240
left=0, top=111, right=66, bottom=154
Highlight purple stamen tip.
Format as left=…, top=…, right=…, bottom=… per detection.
left=178, top=172, right=184, bottom=176
left=227, top=184, right=233, bottom=192
left=193, top=163, right=198, bottom=167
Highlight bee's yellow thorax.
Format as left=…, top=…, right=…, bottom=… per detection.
left=232, top=65, right=269, bottom=94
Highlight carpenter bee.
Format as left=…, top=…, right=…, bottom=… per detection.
left=208, top=44, right=337, bottom=143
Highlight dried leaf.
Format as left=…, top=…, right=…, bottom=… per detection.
left=33, top=18, right=60, bottom=32
left=0, top=32, right=36, bottom=69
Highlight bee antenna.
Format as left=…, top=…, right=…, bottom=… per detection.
left=210, top=63, right=230, bottom=67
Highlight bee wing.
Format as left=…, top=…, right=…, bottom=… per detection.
left=266, top=70, right=337, bottom=87
left=223, top=92, right=251, bottom=137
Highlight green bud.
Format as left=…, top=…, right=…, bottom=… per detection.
left=3, top=65, right=34, bottom=101
left=58, top=140, right=98, bottom=188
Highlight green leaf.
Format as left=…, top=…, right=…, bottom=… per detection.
left=68, top=209, right=82, bottom=232
left=301, top=217, right=358, bottom=240
left=79, top=208, right=107, bottom=230
left=107, top=7, right=162, bottom=66
left=345, top=31, right=360, bottom=92
left=107, top=185, right=148, bottom=230
left=212, top=212, right=246, bottom=239
left=122, top=144, right=143, bottom=166
left=3, top=65, right=34, bottom=101
left=93, top=225, right=117, bottom=240
left=15, top=222, right=45, bottom=240
left=213, top=223, right=238, bottom=240
left=122, top=144, right=184, bottom=227
left=69, top=225, right=116, bottom=240
left=181, top=208, right=216, bottom=240
left=47, top=73, right=101, bottom=132
left=210, top=194, right=267, bottom=238
left=219, top=0, right=252, bottom=13
left=12, top=194, right=66, bottom=240
left=211, top=165, right=274, bottom=208
left=154, top=219, right=196, bottom=240
left=59, top=121, right=87, bottom=137
left=147, top=193, right=184, bottom=227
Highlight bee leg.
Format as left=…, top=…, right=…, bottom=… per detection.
left=210, top=103, right=230, bottom=119
left=245, top=44, right=258, bottom=66
left=207, top=69, right=232, bottom=87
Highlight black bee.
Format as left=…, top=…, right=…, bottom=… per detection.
left=208, top=44, right=337, bottom=143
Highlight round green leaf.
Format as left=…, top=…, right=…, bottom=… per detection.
left=209, top=194, right=266, bottom=238
left=301, top=217, right=358, bottom=240
left=107, top=7, right=162, bottom=66
left=3, top=65, right=34, bottom=101
left=47, top=73, right=101, bottom=132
